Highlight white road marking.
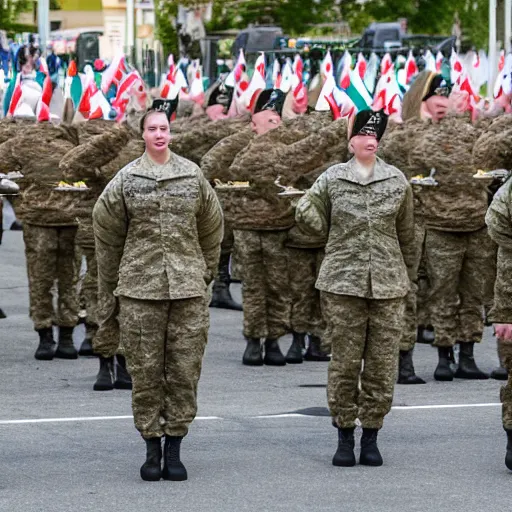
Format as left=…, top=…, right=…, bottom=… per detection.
left=0, top=415, right=222, bottom=425
left=0, top=403, right=501, bottom=425
left=392, top=403, right=501, bottom=410
left=254, top=414, right=309, bottom=419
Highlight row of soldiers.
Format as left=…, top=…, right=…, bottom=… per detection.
left=0, top=67, right=509, bottom=390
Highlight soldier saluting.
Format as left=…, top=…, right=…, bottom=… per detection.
left=92, top=100, right=223, bottom=481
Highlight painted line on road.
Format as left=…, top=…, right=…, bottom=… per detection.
left=0, top=415, right=222, bottom=425
left=392, top=403, right=501, bottom=411
left=0, top=404, right=502, bottom=425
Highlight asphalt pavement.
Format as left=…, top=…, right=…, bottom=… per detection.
left=0, top=230, right=510, bottom=512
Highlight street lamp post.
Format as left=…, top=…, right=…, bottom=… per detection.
left=37, top=0, right=50, bottom=55
left=506, top=0, right=512, bottom=52
left=490, top=0, right=497, bottom=99
left=126, top=0, right=135, bottom=65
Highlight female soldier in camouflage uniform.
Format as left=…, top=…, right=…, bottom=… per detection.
left=296, top=110, right=416, bottom=467
left=92, top=103, right=223, bottom=482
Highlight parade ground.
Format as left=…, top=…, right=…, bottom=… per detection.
left=0, top=230, right=510, bottom=512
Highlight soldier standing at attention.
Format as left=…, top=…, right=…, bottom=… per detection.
left=92, top=103, right=223, bottom=482
left=485, top=175, right=512, bottom=470
left=296, top=110, right=416, bottom=467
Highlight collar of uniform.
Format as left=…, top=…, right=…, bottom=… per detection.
left=336, top=157, right=397, bottom=186
left=130, top=152, right=195, bottom=182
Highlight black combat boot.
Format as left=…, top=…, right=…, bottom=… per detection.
left=397, top=349, right=426, bottom=384
left=506, top=430, right=512, bottom=471
left=491, top=341, right=509, bottom=381
left=10, top=219, right=22, bottom=231
left=34, top=327, right=56, bottom=361
left=304, top=335, right=330, bottom=362
left=263, top=339, right=286, bottom=366
left=114, top=355, right=133, bottom=390
left=491, top=366, right=509, bottom=380
left=285, top=332, right=305, bottom=364
left=54, top=326, right=78, bottom=359
left=140, top=437, right=163, bottom=481
left=242, top=338, right=263, bottom=366
left=93, top=356, right=114, bottom=391
left=454, top=342, right=489, bottom=380
left=360, top=428, right=383, bottom=466
left=209, top=254, right=242, bottom=311
left=332, top=427, right=356, bottom=467
left=78, top=323, right=96, bottom=357
left=434, top=347, right=455, bottom=381
left=417, top=324, right=435, bottom=344
left=0, top=307, right=6, bottom=319
left=162, top=436, right=187, bottom=481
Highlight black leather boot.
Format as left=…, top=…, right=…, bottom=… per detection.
left=491, top=341, right=509, bottom=381
left=10, top=219, right=22, bottom=230
left=140, top=438, right=163, bottom=481
left=454, top=342, right=489, bottom=380
left=397, top=349, right=426, bottom=384
left=209, top=254, right=242, bottom=311
left=285, top=332, right=305, bottom=364
left=242, top=338, right=263, bottom=366
left=93, top=356, right=114, bottom=391
left=360, top=428, right=383, bottom=466
left=263, top=339, right=286, bottom=366
left=54, top=326, right=78, bottom=359
left=332, top=427, right=356, bottom=467
left=162, top=436, right=187, bottom=481
left=78, top=323, right=97, bottom=357
left=304, top=335, right=330, bottom=362
left=114, top=355, right=133, bottom=390
left=34, top=327, right=56, bottom=361
left=417, top=324, right=435, bottom=344
left=434, top=347, right=455, bottom=381
left=506, top=429, right=512, bottom=471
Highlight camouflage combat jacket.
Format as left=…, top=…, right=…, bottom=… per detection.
left=60, top=123, right=135, bottom=247
left=486, top=177, right=512, bottom=323
left=408, top=115, right=488, bottom=232
left=0, top=123, right=79, bottom=226
left=296, top=157, right=416, bottom=299
left=93, top=151, right=224, bottom=302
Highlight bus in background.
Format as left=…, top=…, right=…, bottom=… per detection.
left=50, top=27, right=103, bottom=71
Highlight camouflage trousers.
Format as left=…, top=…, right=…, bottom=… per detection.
left=23, top=224, right=78, bottom=330
left=79, top=246, right=98, bottom=327
left=322, top=292, right=405, bottom=430
left=425, top=228, right=495, bottom=348
left=234, top=229, right=290, bottom=340
left=119, top=295, right=209, bottom=439
left=401, top=222, right=429, bottom=352
left=501, top=341, right=512, bottom=430
left=221, top=221, right=234, bottom=257
left=483, top=240, right=498, bottom=312
left=288, top=247, right=324, bottom=337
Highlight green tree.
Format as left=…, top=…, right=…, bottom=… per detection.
left=202, top=0, right=341, bottom=34
left=340, top=0, right=489, bottom=49
left=155, top=0, right=179, bottom=58
left=0, top=0, right=33, bottom=30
